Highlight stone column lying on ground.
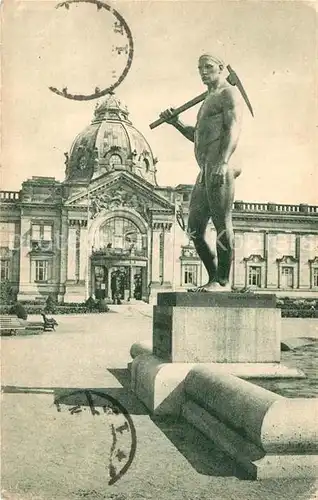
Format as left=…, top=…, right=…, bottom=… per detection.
left=129, top=350, right=317, bottom=478
left=182, top=365, right=318, bottom=479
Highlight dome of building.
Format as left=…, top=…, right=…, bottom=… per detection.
left=64, top=93, right=158, bottom=185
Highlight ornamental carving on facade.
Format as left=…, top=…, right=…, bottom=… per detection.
left=181, top=244, right=198, bottom=258
left=89, top=187, right=152, bottom=222
left=244, top=254, right=265, bottom=263
left=276, top=255, right=298, bottom=264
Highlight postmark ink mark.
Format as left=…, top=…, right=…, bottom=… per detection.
left=54, top=389, right=137, bottom=485
left=49, top=0, right=134, bottom=101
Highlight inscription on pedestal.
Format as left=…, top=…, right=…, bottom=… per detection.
left=157, top=292, right=277, bottom=308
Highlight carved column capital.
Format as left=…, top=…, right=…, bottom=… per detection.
left=152, top=221, right=172, bottom=231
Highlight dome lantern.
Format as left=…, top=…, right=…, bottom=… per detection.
left=92, top=92, right=131, bottom=124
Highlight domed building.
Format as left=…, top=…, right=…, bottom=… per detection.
left=3, top=94, right=182, bottom=303
left=1, top=94, right=318, bottom=303
left=65, top=94, right=158, bottom=186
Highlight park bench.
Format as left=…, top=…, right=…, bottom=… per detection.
left=0, top=315, right=26, bottom=335
left=41, top=313, right=58, bottom=332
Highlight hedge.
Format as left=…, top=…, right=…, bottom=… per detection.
left=281, top=309, right=318, bottom=318
left=0, top=303, right=109, bottom=315
left=1, top=296, right=317, bottom=317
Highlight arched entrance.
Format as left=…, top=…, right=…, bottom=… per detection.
left=90, top=214, right=148, bottom=302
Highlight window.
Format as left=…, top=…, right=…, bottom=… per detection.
left=98, top=217, right=145, bottom=252
left=32, top=224, right=52, bottom=241
left=281, top=266, right=294, bottom=288
left=35, top=260, right=49, bottom=282
left=31, top=224, right=52, bottom=251
left=182, top=264, right=198, bottom=286
left=248, top=266, right=261, bottom=287
left=32, top=225, right=41, bottom=240
left=43, top=225, right=52, bottom=241
left=312, top=268, right=318, bottom=288
left=109, top=154, right=122, bottom=166
left=0, top=260, right=9, bottom=281
left=183, top=193, right=190, bottom=202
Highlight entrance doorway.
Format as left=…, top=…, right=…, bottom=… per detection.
left=94, top=266, right=108, bottom=299
left=92, top=263, right=146, bottom=302
left=110, top=266, right=144, bottom=303
left=110, top=268, right=127, bottom=302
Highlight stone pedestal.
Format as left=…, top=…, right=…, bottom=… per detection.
left=129, top=292, right=312, bottom=479
left=153, top=292, right=281, bottom=363
left=130, top=292, right=304, bottom=415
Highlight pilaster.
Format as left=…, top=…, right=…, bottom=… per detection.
left=149, top=221, right=173, bottom=302
left=18, top=216, right=31, bottom=292
left=67, top=226, right=77, bottom=281
left=233, top=231, right=245, bottom=287
left=58, top=210, right=68, bottom=298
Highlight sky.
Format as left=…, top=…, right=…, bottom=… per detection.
left=1, top=0, right=317, bottom=204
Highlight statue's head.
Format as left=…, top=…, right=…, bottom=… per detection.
left=198, top=54, right=225, bottom=85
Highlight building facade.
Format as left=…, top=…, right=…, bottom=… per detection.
left=1, top=94, right=318, bottom=303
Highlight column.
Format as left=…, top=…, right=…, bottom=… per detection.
left=108, top=267, right=112, bottom=300
left=129, top=266, right=134, bottom=300
left=233, top=231, right=245, bottom=287
left=79, top=225, right=88, bottom=282
left=67, top=226, right=77, bottom=280
left=295, top=234, right=300, bottom=289
left=59, top=211, right=68, bottom=291
left=267, top=233, right=278, bottom=288
left=159, top=230, right=164, bottom=282
left=172, top=222, right=183, bottom=289
left=163, top=224, right=173, bottom=284
left=151, top=226, right=161, bottom=283
left=141, top=266, right=148, bottom=300
left=264, top=231, right=268, bottom=288
left=298, top=234, right=315, bottom=289
left=12, top=222, right=20, bottom=285
left=75, top=225, right=80, bottom=282
left=19, top=216, right=31, bottom=289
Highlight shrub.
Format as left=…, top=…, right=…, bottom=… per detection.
left=45, top=294, right=57, bottom=314
left=0, top=281, right=16, bottom=305
left=281, top=308, right=318, bottom=319
left=85, top=296, right=98, bottom=312
left=9, top=302, right=28, bottom=320
left=97, top=299, right=110, bottom=313
left=0, top=305, right=12, bottom=314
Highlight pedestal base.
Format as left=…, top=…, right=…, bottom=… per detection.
left=153, top=292, right=281, bottom=362
left=129, top=351, right=315, bottom=480
left=129, top=349, right=305, bottom=417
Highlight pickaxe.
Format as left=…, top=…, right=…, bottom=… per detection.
left=149, top=65, right=254, bottom=130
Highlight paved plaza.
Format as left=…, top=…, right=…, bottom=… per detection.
left=1, top=307, right=318, bottom=500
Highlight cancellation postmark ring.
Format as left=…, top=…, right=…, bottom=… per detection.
left=54, top=389, right=137, bottom=485
left=49, top=0, right=134, bottom=101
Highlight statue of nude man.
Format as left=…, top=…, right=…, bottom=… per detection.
left=160, top=54, right=243, bottom=291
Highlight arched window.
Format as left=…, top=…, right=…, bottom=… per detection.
left=109, top=154, right=122, bottom=167
left=97, top=217, right=145, bottom=251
